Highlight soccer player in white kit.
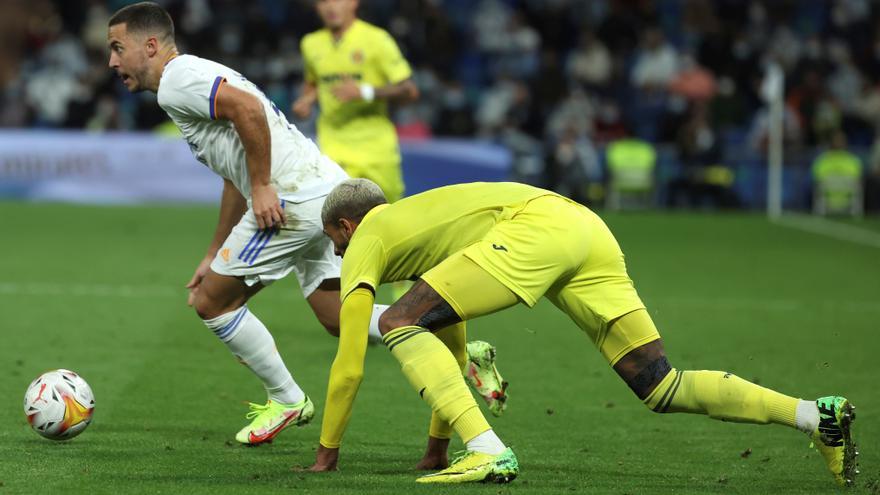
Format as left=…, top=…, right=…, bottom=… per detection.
left=106, top=2, right=511, bottom=462
left=107, top=2, right=356, bottom=445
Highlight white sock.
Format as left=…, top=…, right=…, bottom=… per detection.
left=795, top=399, right=820, bottom=434
left=368, top=304, right=390, bottom=341
left=203, top=306, right=305, bottom=405
left=466, top=429, right=506, bottom=455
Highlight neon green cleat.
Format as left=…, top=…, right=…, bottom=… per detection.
left=810, top=396, right=858, bottom=487
left=234, top=396, right=315, bottom=445
left=416, top=448, right=519, bottom=484
left=465, top=341, right=509, bottom=416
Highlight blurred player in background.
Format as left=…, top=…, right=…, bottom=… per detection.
left=292, top=0, right=418, bottom=203
left=314, top=178, right=857, bottom=488
left=106, top=2, right=508, bottom=455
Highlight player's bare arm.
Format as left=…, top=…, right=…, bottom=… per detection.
left=331, top=77, right=419, bottom=104
left=185, top=179, right=247, bottom=305
left=214, top=83, right=285, bottom=231
left=292, top=81, right=318, bottom=119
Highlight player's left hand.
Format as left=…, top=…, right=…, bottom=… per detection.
left=251, top=184, right=285, bottom=231
left=185, top=255, right=214, bottom=306
left=331, top=77, right=362, bottom=102
left=307, top=445, right=339, bottom=472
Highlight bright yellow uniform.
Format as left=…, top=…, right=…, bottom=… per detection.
left=301, top=20, right=412, bottom=201
left=319, top=182, right=652, bottom=448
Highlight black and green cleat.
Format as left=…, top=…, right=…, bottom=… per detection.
left=810, top=396, right=858, bottom=487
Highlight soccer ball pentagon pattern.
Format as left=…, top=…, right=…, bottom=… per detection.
left=23, top=369, right=94, bottom=440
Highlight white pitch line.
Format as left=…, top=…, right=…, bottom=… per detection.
left=772, top=214, right=880, bottom=249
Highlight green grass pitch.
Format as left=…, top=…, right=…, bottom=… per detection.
left=0, top=202, right=877, bottom=494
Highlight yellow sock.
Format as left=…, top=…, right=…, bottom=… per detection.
left=429, top=322, right=468, bottom=439
left=644, top=369, right=798, bottom=427
left=383, top=326, right=490, bottom=443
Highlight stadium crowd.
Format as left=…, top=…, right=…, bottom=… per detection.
left=3, top=0, right=880, bottom=209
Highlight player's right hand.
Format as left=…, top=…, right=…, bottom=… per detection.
left=292, top=98, right=313, bottom=120
left=185, top=255, right=213, bottom=306
left=251, top=183, right=286, bottom=231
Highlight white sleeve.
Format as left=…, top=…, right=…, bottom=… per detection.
left=158, top=66, right=226, bottom=120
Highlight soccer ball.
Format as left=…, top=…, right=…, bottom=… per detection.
left=23, top=369, right=94, bottom=440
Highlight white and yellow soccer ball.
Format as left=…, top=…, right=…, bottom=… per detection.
left=23, top=369, right=94, bottom=440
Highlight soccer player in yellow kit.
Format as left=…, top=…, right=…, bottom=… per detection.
left=309, top=178, right=857, bottom=487
left=292, top=0, right=417, bottom=203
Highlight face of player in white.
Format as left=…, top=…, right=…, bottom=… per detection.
left=316, top=0, right=359, bottom=31
left=107, top=23, right=162, bottom=93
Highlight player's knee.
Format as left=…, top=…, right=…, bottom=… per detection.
left=193, top=292, right=217, bottom=320
left=378, top=310, right=416, bottom=336
left=318, top=317, right=340, bottom=338
left=193, top=291, right=236, bottom=321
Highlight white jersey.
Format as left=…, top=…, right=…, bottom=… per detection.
left=157, top=54, right=347, bottom=203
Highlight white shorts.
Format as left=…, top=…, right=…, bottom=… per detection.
left=209, top=196, right=341, bottom=297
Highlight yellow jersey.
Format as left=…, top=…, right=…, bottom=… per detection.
left=340, top=182, right=557, bottom=298
left=319, top=182, right=556, bottom=448
left=301, top=19, right=412, bottom=170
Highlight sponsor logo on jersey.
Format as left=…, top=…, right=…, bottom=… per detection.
left=319, top=73, right=363, bottom=84
left=351, top=49, right=364, bottom=64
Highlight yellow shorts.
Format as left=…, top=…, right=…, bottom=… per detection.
left=339, top=160, right=404, bottom=203
left=453, top=195, right=655, bottom=364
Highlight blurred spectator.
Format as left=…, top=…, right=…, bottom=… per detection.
left=786, top=69, right=837, bottom=146
left=668, top=53, right=717, bottom=103
left=494, top=10, right=541, bottom=80
left=631, top=27, right=679, bottom=92
left=546, top=124, right=601, bottom=206
left=812, top=131, right=863, bottom=215
left=747, top=105, right=803, bottom=153
left=669, top=103, right=738, bottom=208
left=475, top=76, right=531, bottom=138
left=566, top=32, right=611, bottom=90
left=677, top=104, right=721, bottom=168
left=545, top=89, right=594, bottom=141
left=628, top=26, right=679, bottom=141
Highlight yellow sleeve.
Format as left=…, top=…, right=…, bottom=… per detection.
left=339, top=235, right=386, bottom=300
left=301, top=36, right=317, bottom=84
left=375, top=31, right=412, bottom=84
left=318, top=287, right=374, bottom=448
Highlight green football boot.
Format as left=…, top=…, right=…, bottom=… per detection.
left=416, top=448, right=519, bottom=484
left=810, top=396, right=858, bottom=487
left=465, top=341, right=509, bottom=416
left=235, top=396, right=314, bottom=445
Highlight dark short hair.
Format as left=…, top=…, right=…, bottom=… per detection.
left=109, top=2, right=175, bottom=42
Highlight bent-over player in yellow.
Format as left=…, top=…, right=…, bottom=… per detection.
left=293, top=0, right=417, bottom=202
left=308, top=179, right=858, bottom=487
